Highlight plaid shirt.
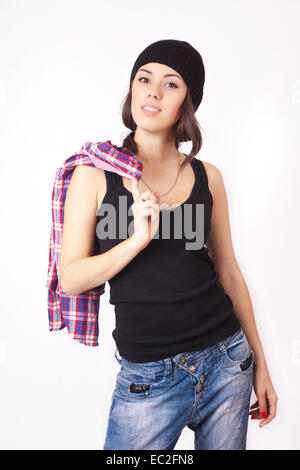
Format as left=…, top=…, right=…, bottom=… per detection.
left=46, top=140, right=143, bottom=346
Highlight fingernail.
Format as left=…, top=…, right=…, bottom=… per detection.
left=261, top=411, right=266, bottom=418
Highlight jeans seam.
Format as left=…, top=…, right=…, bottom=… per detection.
left=231, top=396, right=252, bottom=449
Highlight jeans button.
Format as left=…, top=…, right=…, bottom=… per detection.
left=189, top=364, right=197, bottom=373
left=200, top=374, right=206, bottom=383
left=179, top=357, right=186, bottom=365
left=196, top=383, right=203, bottom=393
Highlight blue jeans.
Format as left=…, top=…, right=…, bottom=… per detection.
left=103, top=326, right=254, bottom=450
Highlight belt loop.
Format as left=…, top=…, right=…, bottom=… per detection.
left=216, top=339, right=226, bottom=353
left=163, top=357, right=173, bottom=375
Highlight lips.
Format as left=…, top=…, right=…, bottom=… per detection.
left=141, top=105, right=161, bottom=111
left=141, top=107, right=161, bottom=116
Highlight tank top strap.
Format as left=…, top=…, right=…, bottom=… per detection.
left=191, top=158, right=209, bottom=193
left=103, top=169, right=119, bottom=197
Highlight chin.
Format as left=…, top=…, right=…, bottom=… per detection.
left=140, top=124, right=171, bottom=134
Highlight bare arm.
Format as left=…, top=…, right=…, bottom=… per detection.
left=204, top=160, right=278, bottom=426
left=59, top=165, right=145, bottom=296
left=204, top=161, right=265, bottom=365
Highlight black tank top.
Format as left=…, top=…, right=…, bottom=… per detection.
left=95, top=157, right=240, bottom=363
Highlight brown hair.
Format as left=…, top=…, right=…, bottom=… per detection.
left=120, top=82, right=204, bottom=173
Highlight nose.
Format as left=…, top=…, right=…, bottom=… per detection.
left=148, top=88, right=161, bottom=100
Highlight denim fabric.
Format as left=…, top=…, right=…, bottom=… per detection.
left=103, top=326, right=254, bottom=450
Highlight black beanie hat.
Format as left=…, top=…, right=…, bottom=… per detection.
left=129, top=39, right=205, bottom=112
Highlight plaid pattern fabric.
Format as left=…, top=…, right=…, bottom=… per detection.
left=46, top=140, right=143, bottom=346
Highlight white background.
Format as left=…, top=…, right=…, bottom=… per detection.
left=1, top=0, right=299, bottom=450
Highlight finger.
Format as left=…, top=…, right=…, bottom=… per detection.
left=149, top=194, right=160, bottom=205
left=249, top=409, right=261, bottom=419
left=258, top=394, right=268, bottom=421
left=141, top=203, right=160, bottom=215
left=140, top=194, right=159, bottom=207
left=141, top=207, right=152, bottom=216
left=131, top=176, right=141, bottom=201
left=140, top=200, right=158, bottom=208
left=259, top=401, right=277, bottom=427
left=147, top=192, right=160, bottom=204
left=140, top=189, right=152, bottom=201
left=259, top=413, right=273, bottom=427
left=249, top=408, right=260, bottom=416
left=249, top=400, right=259, bottom=410
left=150, top=207, right=159, bottom=219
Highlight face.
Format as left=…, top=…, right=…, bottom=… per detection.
left=131, top=62, right=187, bottom=133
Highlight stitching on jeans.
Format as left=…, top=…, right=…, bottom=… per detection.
left=223, top=327, right=243, bottom=347
left=231, top=392, right=252, bottom=449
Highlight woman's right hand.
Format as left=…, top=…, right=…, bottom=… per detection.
left=130, top=177, right=160, bottom=247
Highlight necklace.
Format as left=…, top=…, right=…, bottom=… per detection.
left=138, top=149, right=183, bottom=197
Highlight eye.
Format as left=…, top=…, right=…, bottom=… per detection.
left=166, top=82, right=178, bottom=89
left=137, top=77, right=178, bottom=89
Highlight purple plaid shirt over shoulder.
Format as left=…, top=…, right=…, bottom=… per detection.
left=46, top=140, right=143, bottom=346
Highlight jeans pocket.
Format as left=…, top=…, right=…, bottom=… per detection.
left=115, top=361, right=172, bottom=401
left=218, top=328, right=254, bottom=375
left=226, top=329, right=250, bottom=362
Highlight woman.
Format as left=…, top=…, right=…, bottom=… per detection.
left=59, top=40, right=278, bottom=450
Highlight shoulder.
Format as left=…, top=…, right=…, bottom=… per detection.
left=200, top=160, right=225, bottom=198
left=72, top=163, right=105, bottom=181
left=67, top=165, right=107, bottom=208
left=70, top=164, right=106, bottom=192
left=200, top=160, right=223, bottom=182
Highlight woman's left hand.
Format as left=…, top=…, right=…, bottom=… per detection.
left=249, top=361, right=278, bottom=427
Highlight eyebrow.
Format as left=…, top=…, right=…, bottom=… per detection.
left=137, top=68, right=183, bottom=82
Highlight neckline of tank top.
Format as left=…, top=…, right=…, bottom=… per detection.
left=116, top=156, right=202, bottom=213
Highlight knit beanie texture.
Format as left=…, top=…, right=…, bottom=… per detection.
left=130, top=39, right=205, bottom=111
